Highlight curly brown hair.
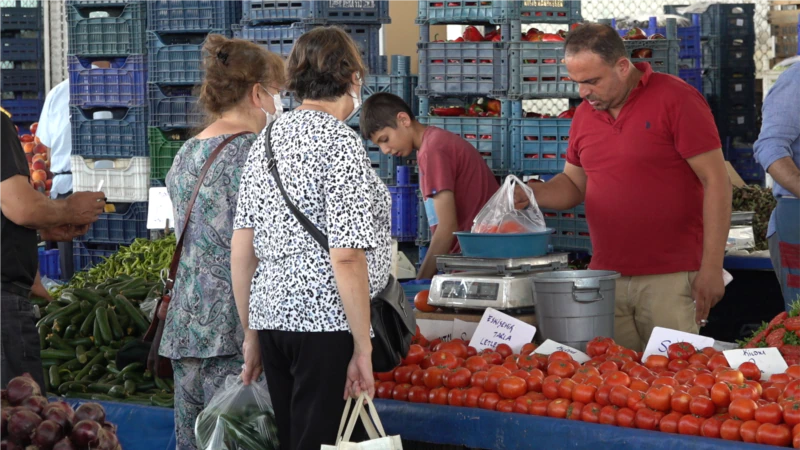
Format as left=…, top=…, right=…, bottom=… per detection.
left=198, top=34, right=285, bottom=117
left=286, top=26, right=367, bottom=102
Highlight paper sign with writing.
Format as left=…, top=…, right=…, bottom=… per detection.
left=533, top=339, right=591, bottom=364
left=416, top=319, right=453, bottom=342
left=147, top=187, right=175, bottom=230
left=469, top=308, right=536, bottom=353
left=724, top=347, right=788, bottom=379
left=643, top=327, right=715, bottom=360
left=453, top=319, right=479, bottom=342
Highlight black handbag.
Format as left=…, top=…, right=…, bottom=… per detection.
left=261, top=121, right=415, bottom=372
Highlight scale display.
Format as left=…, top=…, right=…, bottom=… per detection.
left=440, top=280, right=500, bottom=301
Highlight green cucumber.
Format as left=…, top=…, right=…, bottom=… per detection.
left=41, top=359, right=61, bottom=367
left=114, top=295, right=150, bottom=333
left=58, top=358, right=83, bottom=371
left=39, top=324, right=51, bottom=350
left=93, top=318, right=104, bottom=347
left=36, top=301, right=81, bottom=328
left=73, top=288, right=106, bottom=304
left=70, top=313, right=85, bottom=327
left=150, top=395, right=174, bottom=408
left=75, top=345, right=89, bottom=364
left=47, top=333, right=73, bottom=352
left=45, top=302, right=63, bottom=315
left=49, top=365, right=61, bottom=387
left=58, top=369, right=74, bottom=382
left=75, top=352, right=106, bottom=381
left=60, top=292, right=81, bottom=304
left=78, top=300, right=92, bottom=316
left=69, top=337, right=94, bottom=347
left=120, top=287, right=150, bottom=300
left=95, top=307, right=114, bottom=343
left=41, top=348, right=77, bottom=360
left=59, top=381, right=87, bottom=395
left=87, top=383, right=117, bottom=394
left=108, top=385, right=127, bottom=398
left=106, top=307, right=124, bottom=340
left=106, top=364, right=121, bottom=376
left=118, top=362, right=143, bottom=376
left=154, top=375, right=170, bottom=392
left=63, top=324, right=78, bottom=339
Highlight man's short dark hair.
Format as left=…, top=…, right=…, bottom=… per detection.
left=564, top=22, right=627, bottom=66
left=359, top=92, right=415, bottom=139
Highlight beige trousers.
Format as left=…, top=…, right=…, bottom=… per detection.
left=614, top=271, right=699, bottom=352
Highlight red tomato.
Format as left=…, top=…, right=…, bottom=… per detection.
left=586, top=337, right=615, bottom=357
left=609, top=385, right=632, bottom=408
left=565, top=401, right=584, bottom=420
left=716, top=369, right=745, bottom=386
left=668, top=359, right=691, bottom=373
left=708, top=354, right=730, bottom=372
left=429, top=351, right=459, bottom=369
left=520, top=343, right=537, bottom=356
left=635, top=408, right=663, bottom=431
left=414, top=290, right=436, bottom=312
left=630, top=378, right=650, bottom=393
left=745, top=380, right=763, bottom=397
left=652, top=376, right=678, bottom=388
left=464, top=386, right=484, bottom=408
left=410, top=369, right=426, bottom=387
left=429, top=387, right=449, bottom=405
left=688, top=353, right=711, bottom=366
left=598, top=360, right=620, bottom=375
left=496, top=399, right=515, bottom=413
left=542, top=378, right=563, bottom=400
left=466, top=346, right=478, bottom=357
left=438, top=341, right=468, bottom=359
left=754, top=402, right=783, bottom=425
left=740, top=420, right=761, bottom=443
left=484, top=372, right=506, bottom=393
left=465, top=356, right=489, bottom=373
left=738, top=362, right=761, bottom=381
left=581, top=402, right=602, bottom=423
left=678, top=414, right=704, bottom=436
left=408, top=385, right=429, bottom=403
left=494, top=344, right=513, bottom=359
left=711, top=382, right=733, bottom=407
left=731, top=385, right=759, bottom=402
left=511, top=369, right=531, bottom=380
left=573, top=384, right=597, bottom=404
left=502, top=361, right=519, bottom=372
left=763, top=386, right=782, bottom=403
left=720, top=418, right=744, bottom=441
left=514, top=396, right=534, bottom=414
left=557, top=378, right=576, bottom=401
left=517, top=354, right=538, bottom=371
left=668, top=342, right=696, bottom=361
left=423, top=367, right=446, bottom=389
left=645, top=385, right=674, bottom=412
left=444, top=367, right=472, bottom=389
left=671, top=392, right=692, bottom=414
left=701, top=414, right=728, bottom=438
left=627, top=390, right=646, bottom=411
left=545, top=398, right=569, bottom=418
left=526, top=371, right=544, bottom=393
left=693, top=373, right=716, bottom=391
left=585, top=375, right=604, bottom=388
left=478, top=392, right=500, bottom=410
left=772, top=373, right=793, bottom=385
left=644, top=355, right=669, bottom=371
left=660, top=412, right=683, bottom=434
left=482, top=352, right=503, bottom=366
left=497, top=376, right=528, bottom=399
left=403, top=345, right=426, bottom=365
left=598, top=405, right=619, bottom=425
left=701, top=347, right=718, bottom=358
left=376, top=381, right=396, bottom=399
left=673, top=369, right=695, bottom=386
left=613, top=407, right=634, bottom=428
left=605, top=371, right=632, bottom=388
left=595, top=384, right=614, bottom=406
left=392, top=383, right=412, bottom=401
left=756, top=423, right=792, bottom=446
left=376, top=371, right=395, bottom=382
left=729, top=398, right=758, bottom=421
left=470, top=371, right=489, bottom=389
left=786, top=365, right=800, bottom=380
left=394, top=365, right=420, bottom=384
left=688, top=385, right=710, bottom=398
left=629, top=365, right=652, bottom=380
left=689, top=396, right=716, bottom=418
left=529, top=399, right=551, bottom=416
left=784, top=402, right=800, bottom=426
left=548, top=351, right=573, bottom=362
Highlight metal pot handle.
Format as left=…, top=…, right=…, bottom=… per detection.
left=572, top=283, right=604, bottom=303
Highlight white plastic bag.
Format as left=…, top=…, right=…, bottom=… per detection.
left=195, top=375, right=278, bottom=450
left=321, top=393, right=402, bottom=450
left=471, top=175, right=546, bottom=234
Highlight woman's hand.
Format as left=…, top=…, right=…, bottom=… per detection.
left=241, top=331, right=262, bottom=385
left=344, top=347, right=374, bottom=400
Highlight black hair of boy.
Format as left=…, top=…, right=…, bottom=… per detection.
left=359, top=92, right=415, bottom=139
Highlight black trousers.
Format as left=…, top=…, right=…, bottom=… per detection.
left=1, top=290, right=45, bottom=390
left=258, top=330, right=367, bottom=450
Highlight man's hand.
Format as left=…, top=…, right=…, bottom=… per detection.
left=692, top=267, right=725, bottom=326
left=66, top=192, right=106, bottom=225
left=40, top=224, right=90, bottom=242
left=513, top=184, right=530, bottom=210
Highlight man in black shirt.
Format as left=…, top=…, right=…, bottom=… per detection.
left=1, top=112, right=105, bottom=389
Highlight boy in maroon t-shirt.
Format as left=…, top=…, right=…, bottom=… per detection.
left=360, top=93, right=499, bottom=279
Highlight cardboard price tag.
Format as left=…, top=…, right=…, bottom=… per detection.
left=723, top=348, right=788, bottom=379
left=147, top=187, right=174, bottom=230
left=453, top=319, right=479, bottom=342
left=533, top=339, right=590, bottom=364
left=642, top=327, right=715, bottom=360
left=469, top=308, right=536, bottom=353
left=416, top=319, right=453, bottom=342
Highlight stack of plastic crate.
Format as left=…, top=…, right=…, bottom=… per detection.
left=66, top=0, right=151, bottom=270
left=1, top=0, right=45, bottom=129
left=146, top=1, right=242, bottom=184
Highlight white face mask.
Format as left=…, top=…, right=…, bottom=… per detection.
left=260, top=86, right=283, bottom=127
left=344, top=75, right=363, bottom=123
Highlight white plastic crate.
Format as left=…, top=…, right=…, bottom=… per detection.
left=71, top=156, right=149, bottom=202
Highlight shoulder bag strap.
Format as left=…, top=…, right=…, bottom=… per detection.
left=163, top=131, right=253, bottom=294
left=262, top=121, right=330, bottom=252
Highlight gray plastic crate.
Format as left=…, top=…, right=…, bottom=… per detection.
left=67, top=2, right=147, bottom=56
left=147, top=31, right=231, bottom=85
left=416, top=0, right=581, bottom=25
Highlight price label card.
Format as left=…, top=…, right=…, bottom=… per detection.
left=723, top=348, right=788, bottom=379
left=643, top=327, right=715, bottom=360
left=736, top=19, right=744, bottom=26
left=147, top=187, right=174, bottom=230
left=416, top=319, right=453, bottom=342
left=469, top=308, right=536, bottom=353
left=735, top=84, right=742, bottom=92
left=534, top=339, right=590, bottom=364
left=453, top=319, right=479, bottom=342
left=738, top=117, right=745, bottom=125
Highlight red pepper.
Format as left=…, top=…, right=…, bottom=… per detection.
left=453, top=37, right=464, bottom=42
left=465, top=134, right=477, bottom=139
left=541, top=33, right=565, bottom=42
left=431, top=2, right=444, bottom=6
left=480, top=135, right=492, bottom=140
left=447, top=1, right=459, bottom=6
left=484, top=30, right=499, bottom=41
left=467, top=102, right=483, bottom=117
left=462, top=26, right=484, bottom=42
left=557, top=107, right=576, bottom=119
left=431, top=106, right=465, bottom=117
left=432, top=33, right=445, bottom=43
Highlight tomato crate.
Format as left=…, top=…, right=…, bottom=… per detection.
left=1, top=1, right=42, bottom=31
left=416, top=189, right=430, bottom=245
left=416, top=0, right=581, bottom=25
left=38, top=248, right=60, bottom=281
left=72, top=241, right=120, bottom=272
left=241, top=0, right=390, bottom=25
left=417, top=23, right=510, bottom=97
left=68, top=2, right=147, bottom=57
left=1, top=66, right=43, bottom=93
left=610, top=15, right=701, bottom=60
left=507, top=41, right=575, bottom=99
left=148, top=127, right=189, bottom=180
left=71, top=155, right=150, bottom=203
left=388, top=185, right=419, bottom=243
left=70, top=106, right=148, bottom=159
left=701, top=37, right=755, bottom=70
left=542, top=204, right=592, bottom=254
left=679, top=67, right=702, bottom=93
left=1, top=36, right=41, bottom=62
left=148, top=84, right=201, bottom=129
left=1, top=97, right=43, bottom=123
left=509, top=105, right=571, bottom=174
left=147, top=0, right=241, bottom=33
left=148, top=31, right=231, bottom=85
left=68, top=55, right=147, bottom=108
left=80, top=202, right=149, bottom=244
left=418, top=96, right=511, bottom=174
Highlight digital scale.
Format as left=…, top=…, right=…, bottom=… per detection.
left=427, top=253, right=569, bottom=311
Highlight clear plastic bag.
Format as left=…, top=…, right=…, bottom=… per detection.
left=471, top=175, right=546, bottom=234
left=195, top=375, right=278, bottom=450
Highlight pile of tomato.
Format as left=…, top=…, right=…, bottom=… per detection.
left=375, top=334, right=800, bottom=447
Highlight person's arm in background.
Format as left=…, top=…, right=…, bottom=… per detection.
left=754, top=68, right=800, bottom=198
left=31, top=271, right=53, bottom=301
left=231, top=229, right=261, bottom=385
left=1, top=176, right=105, bottom=229
left=417, top=191, right=457, bottom=280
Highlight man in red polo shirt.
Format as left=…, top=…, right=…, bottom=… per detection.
left=529, top=23, right=732, bottom=351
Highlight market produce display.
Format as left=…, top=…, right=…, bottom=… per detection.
left=739, top=302, right=800, bottom=363
left=31, top=236, right=177, bottom=408
left=732, top=185, right=777, bottom=251
left=2, top=374, right=121, bottom=449
left=375, top=331, right=800, bottom=447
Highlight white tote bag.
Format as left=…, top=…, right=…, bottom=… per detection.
left=321, top=394, right=403, bottom=450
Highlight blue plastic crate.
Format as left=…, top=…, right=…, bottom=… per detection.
left=242, top=0, right=390, bottom=25
left=416, top=0, right=581, bottom=25
left=542, top=204, right=592, bottom=254
left=611, top=15, right=700, bottom=60
left=80, top=202, right=149, bottom=244
left=73, top=241, right=120, bottom=272
left=418, top=246, right=428, bottom=265
left=1, top=2, right=42, bottom=31
left=147, top=0, right=241, bottom=33
left=68, top=2, right=147, bottom=56
left=703, top=67, right=755, bottom=107
left=679, top=67, right=702, bottom=93
left=507, top=40, right=576, bottom=99
left=416, top=188, right=430, bottom=244
left=148, top=31, right=231, bottom=85
left=1, top=97, right=43, bottom=123
left=1, top=36, right=41, bottom=62
left=148, top=84, right=202, bottom=129
left=348, top=57, right=417, bottom=127
left=367, top=146, right=399, bottom=184
left=701, top=37, right=755, bottom=70
left=38, top=248, right=61, bottom=281
left=509, top=103, right=571, bottom=174
left=699, top=3, right=755, bottom=39
left=389, top=185, right=419, bottom=242
left=730, top=158, right=764, bottom=183
left=711, top=106, right=756, bottom=141
left=70, top=106, right=149, bottom=159
left=1, top=66, right=43, bottom=93
left=418, top=96, right=510, bottom=174
left=233, top=23, right=306, bottom=58
left=68, top=55, right=148, bottom=108
left=335, top=23, right=383, bottom=75
left=402, top=279, right=431, bottom=301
